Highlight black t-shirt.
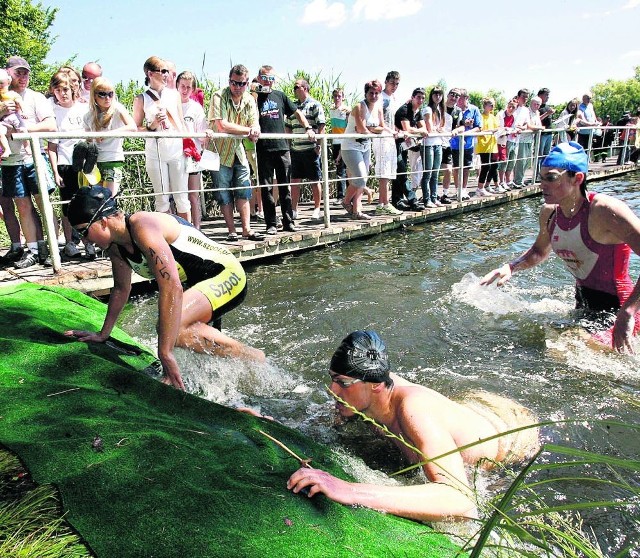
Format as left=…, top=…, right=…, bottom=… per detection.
left=256, top=90, right=298, bottom=152
left=539, top=103, right=552, bottom=129
left=447, top=104, right=463, bottom=128
left=394, top=101, right=423, bottom=130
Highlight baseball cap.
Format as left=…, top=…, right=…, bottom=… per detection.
left=542, top=141, right=589, bottom=174
left=330, top=330, right=390, bottom=383
left=6, top=56, right=30, bottom=71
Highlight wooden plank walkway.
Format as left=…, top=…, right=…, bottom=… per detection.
left=1, top=157, right=637, bottom=295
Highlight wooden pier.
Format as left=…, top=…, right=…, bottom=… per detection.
left=1, top=157, right=637, bottom=295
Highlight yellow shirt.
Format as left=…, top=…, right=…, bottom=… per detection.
left=477, top=113, right=498, bottom=154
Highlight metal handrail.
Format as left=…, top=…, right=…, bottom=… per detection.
left=11, top=124, right=637, bottom=274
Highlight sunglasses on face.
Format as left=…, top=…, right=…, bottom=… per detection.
left=152, top=69, right=170, bottom=75
left=293, top=85, right=304, bottom=91
left=229, top=79, right=248, bottom=87
left=329, top=375, right=363, bottom=388
left=259, top=75, right=276, bottom=82
left=449, top=92, right=460, bottom=98
left=96, top=91, right=114, bottom=99
left=540, top=170, right=568, bottom=183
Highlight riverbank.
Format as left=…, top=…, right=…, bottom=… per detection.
left=1, top=156, right=636, bottom=295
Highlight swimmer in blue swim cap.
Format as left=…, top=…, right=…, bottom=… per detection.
left=481, top=142, right=640, bottom=352
left=287, top=330, right=539, bottom=522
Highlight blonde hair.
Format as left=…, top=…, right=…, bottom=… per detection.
left=88, top=77, right=117, bottom=130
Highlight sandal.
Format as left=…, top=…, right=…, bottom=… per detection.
left=353, top=211, right=372, bottom=221
left=226, top=232, right=239, bottom=242
left=341, top=200, right=353, bottom=215
left=243, top=232, right=264, bottom=241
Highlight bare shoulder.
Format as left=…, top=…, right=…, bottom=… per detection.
left=129, top=212, right=179, bottom=243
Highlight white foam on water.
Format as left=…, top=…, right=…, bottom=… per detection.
left=452, top=272, right=570, bottom=316
left=545, top=330, right=640, bottom=382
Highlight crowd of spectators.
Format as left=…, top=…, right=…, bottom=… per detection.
left=0, top=55, right=639, bottom=269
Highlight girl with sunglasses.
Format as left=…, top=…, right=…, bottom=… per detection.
left=84, top=77, right=136, bottom=196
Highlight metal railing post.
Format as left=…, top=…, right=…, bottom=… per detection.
left=532, top=129, right=541, bottom=183
left=320, top=135, right=331, bottom=227
left=456, top=133, right=464, bottom=201
left=587, top=129, right=594, bottom=160
left=31, top=142, right=62, bottom=272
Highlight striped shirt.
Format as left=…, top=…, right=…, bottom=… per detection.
left=209, top=88, right=258, bottom=167
left=286, top=96, right=325, bottom=152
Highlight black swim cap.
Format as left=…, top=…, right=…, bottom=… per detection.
left=67, top=186, right=119, bottom=227
left=330, top=330, right=390, bottom=383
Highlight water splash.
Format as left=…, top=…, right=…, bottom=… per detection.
left=451, top=272, right=569, bottom=316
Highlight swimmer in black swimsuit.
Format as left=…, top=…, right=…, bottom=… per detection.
left=65, top=186, right=265, bottom=389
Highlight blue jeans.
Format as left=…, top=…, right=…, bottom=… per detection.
left=537, top=132, right=553, bottom=172
left=420, top=144, right=442, bottom=203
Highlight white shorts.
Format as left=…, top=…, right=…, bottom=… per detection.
left=372, top=137, right=397, bottom=180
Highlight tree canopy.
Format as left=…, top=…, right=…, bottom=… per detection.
left=0, top=0, right=58, bottom=91
left=592, top=66, right=640, bottom=122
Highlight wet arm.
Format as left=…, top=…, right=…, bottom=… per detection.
left=132, top=218, right=185, bottom=389
left=481, top=205, right=554, bottom=286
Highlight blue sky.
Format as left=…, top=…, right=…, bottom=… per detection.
left=41, top=0, right=640, bottom=106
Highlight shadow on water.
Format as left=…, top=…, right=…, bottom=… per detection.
left=122, top=172, right=640, bottom=554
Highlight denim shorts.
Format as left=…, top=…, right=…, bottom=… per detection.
left=1, top=163, right=39, bottom=197
left=213, top=161, right=252, bottom=206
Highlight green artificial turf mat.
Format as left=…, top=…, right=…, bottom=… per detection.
left=0, top=284, right=461, bottom=557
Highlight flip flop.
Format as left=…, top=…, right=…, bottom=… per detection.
left=243, top=232, right=264, bottom=241
left=226, top=232, right=239, bottom=242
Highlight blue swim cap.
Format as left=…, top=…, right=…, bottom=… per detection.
left=330, top=330, right=390, bottom=383
left=542, top=141, right=589, bottom=174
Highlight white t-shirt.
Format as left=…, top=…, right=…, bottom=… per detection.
left=512, top=105, right=531, bottom=145
left=83, top=101, right=129, bottom=162
left=50, top=100, right=89, bottom=165
left=181, top=99, right=207, bottom=152
left=1, top=88, right=55, bottom=165
left=421, top=106, right=441, bottom=146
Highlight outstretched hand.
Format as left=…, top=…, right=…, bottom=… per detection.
left=480, top=263, right=512, bottom=287
left=287, top=467, right=353, bottom=505
left=64, top=329, right=109, bottom=343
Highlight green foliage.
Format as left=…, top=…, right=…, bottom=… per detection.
left=592, top=66, right=640, bottom=122
left=0, top=0, right=59, bottom=92
left=281, top=69, right=358, bottom=133
left=0, top=447, right=91, bottom=557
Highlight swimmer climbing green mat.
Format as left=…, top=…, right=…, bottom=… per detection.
left=0, top=284, right=460, bottom=557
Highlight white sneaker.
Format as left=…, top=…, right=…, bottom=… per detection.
left=425, top=201, right=437, bottom=208
left=495, top=184, right=506, bottom=193
left=486, top=186, right=496, bottom=194
left=475, top=188, right=491, bottom=197
left=311, top=207, right=321, bottom=220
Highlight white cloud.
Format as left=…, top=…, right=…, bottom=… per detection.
left=621, top=0, right=640, bottom=9
left=621, top=50, right=640, bottom=60
left=300, top=0, right=347, bottom=28
left=573, top=59, right=583, bottom=65
left=352, top=0, right=423, bottom=21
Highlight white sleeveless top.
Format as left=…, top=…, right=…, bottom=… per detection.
left=341, top=100, right=379, bottom=152
left=142, top=87, right=182, bottom=161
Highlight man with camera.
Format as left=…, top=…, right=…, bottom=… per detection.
left=254, top=66, right=315, bottom=235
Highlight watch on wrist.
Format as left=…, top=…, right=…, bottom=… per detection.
left=305, top=126, right=313, bottom=131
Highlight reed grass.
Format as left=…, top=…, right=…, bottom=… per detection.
left=0, top=448, right=91, bottom=558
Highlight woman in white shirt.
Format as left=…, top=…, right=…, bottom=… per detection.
left=133, top=56, right=190, bottom=219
